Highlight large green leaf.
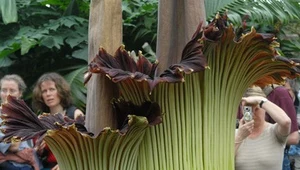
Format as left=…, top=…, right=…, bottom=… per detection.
left=60, top=16, right=81, bottom=28
left=72, top=45, right=88, bottom=61
left=205, top=0, right=235, bottom=19
left=21, top=36, right=38, bottom=55
left=40, top=35, right=64, bottom=49
left=0, top=56, right=13, bottom=67
left=216, top=0, right=300, bottom=26
left=65, top=24, right=88, bottom=48
left=280, top=39, right=300, bottom=57
left=122, top=0, right=158, bottom=50
left=64, top=66, right=87, bottom=112
left=0, top=42, right=20, bottom=58
left=0, top=0, right=18, bottom=24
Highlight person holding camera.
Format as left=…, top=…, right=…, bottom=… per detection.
left=235, top=86, right=291, bottom=170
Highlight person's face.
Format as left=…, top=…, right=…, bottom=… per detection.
left=285, top=82, right=295, bottom=101
left=1, top=80, right=22, bottom=103
left=41, top=80, right=61, bottom=109
left=252, top=106, right=265, bottom=120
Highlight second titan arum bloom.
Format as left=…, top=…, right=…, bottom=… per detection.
left=1, top=15, right=300, bottom=170
left=1, top=95, right=162, bottom=170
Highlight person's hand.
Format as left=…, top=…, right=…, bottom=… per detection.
left=51, top=164, right=60, bottom=170
left=241, top=96, right=265, bottom=106
left=236, top=118, right=254, bottom=142
left=14, top=148, right=40, bottom=170
left=8, top=141, right=21, bottom=153
left=35, top=140, right=46, bottom=155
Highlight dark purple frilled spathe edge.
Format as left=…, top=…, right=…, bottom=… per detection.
left=84, top=22, right=210, bottom=92
left=0, top=95, right=162, bottom=143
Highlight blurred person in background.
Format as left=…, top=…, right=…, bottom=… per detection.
left=263, top=79, right=299, bottom=170
left=0, top=74, right=41, bottom=170
left=284, top=78, right=300, bottom=170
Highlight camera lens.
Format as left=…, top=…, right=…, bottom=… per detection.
left=244, top=112, right=252, bottom=121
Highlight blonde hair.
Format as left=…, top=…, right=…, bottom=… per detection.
left=243, top=86, right=266, bottom=97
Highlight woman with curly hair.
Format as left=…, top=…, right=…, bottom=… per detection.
left=32, top=72, right=84, bottom=170
left=32, top=72, right=84, bottom=119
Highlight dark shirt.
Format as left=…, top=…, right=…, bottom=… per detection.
left=40, top=105, right=78, bottom=168
left=265, top=86, right=298, bottom=133
left=65, top=105, right=77, bottom=119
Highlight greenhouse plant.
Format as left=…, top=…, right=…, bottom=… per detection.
left=1, top=13, right=300, bottom=170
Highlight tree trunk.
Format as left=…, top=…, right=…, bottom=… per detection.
left=156, top=0, right=206, bottom=74
left=86, top=0, right=122, bottom=135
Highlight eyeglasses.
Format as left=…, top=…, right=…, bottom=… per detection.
left=1, top=88, right=18, bottom=95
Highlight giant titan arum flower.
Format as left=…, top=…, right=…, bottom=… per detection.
left=1, top=95, right=162, bottom=170
left=1, top=15, right=300, bottom=170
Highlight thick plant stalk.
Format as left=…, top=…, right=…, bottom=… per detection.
left=156, top=0, right=206, bottom=74
left=86, top=0, right=122, bottom=135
